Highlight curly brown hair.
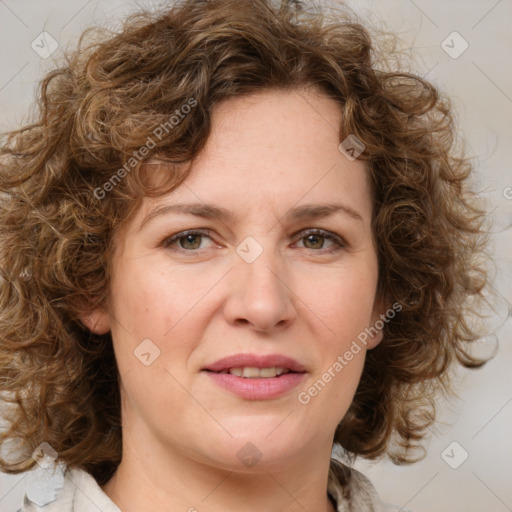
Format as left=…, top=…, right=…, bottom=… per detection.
left=0, top=0, right=490, bottom=487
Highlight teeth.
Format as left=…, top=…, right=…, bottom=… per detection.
left=223, top=367, right=290, bottom=378
left=243, top=367, right=261, bottom=378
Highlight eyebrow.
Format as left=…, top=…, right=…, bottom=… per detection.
left=138, top=201, right=364, bottom=231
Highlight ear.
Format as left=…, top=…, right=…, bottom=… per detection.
left=366, top=295, right=390, bottom=350
left=80, top=307, right=111, bottom=335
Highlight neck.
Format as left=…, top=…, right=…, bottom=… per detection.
left=101, top=436, right=337, bottom=512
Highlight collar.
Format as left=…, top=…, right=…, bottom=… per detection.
left=22, top=458, right=382, bottom=512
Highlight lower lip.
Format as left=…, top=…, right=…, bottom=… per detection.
left=203, top=371, right=306, bottom=400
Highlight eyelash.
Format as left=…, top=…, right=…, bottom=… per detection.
left=161, top=228, right=347, bottom=255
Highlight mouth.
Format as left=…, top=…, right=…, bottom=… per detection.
left=201, top=353, right=307, bottom=400
left=203, top=366, right=299, bottom=378
left=202, top=353, right=306, bottom=375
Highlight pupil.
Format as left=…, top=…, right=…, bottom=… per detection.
left=306, top=234, right=322, bottom=249
left=178, top=234, right=324, bottom=250
left=182, top=234, right=200, bottom=249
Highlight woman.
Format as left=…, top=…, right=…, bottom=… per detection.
left=0, top=0, right=490, bottom=511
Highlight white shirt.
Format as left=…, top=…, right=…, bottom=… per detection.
left=18, top=458, right=392, bottom=511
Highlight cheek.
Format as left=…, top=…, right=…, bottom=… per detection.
left=110, top=261, right=180, bottom=332
left=108, top=261, right=210, bottom=374
left=299, top=263, right=378, bottom=348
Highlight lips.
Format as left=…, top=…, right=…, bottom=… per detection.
left=202, top=353, right=307, bottom=374
left=202, top=353, right=307, bottom=399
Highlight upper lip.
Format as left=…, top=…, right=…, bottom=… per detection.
left=202, top=353, right=306, bottom=373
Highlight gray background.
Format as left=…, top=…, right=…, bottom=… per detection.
left=1, top=1, right=511, bottom=511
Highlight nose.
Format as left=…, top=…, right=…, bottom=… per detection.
left=223, top=243, right=297, bottom=333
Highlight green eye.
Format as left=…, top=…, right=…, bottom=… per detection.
left=162, top=228, right=346, bottom=255
left=295, top=229, right=346, bottom=253
left=163, top=229, right=214, bottom=251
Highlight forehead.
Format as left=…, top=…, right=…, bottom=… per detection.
left=135, top=88, right=372, bottom=229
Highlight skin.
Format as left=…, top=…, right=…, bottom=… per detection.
left=83, top=87, right=385, bottom=512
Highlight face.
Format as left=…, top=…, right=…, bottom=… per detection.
left=84, top=87, right=384, bottom=473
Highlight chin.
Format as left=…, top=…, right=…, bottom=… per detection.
left=196, top=426, right=312, bottom=472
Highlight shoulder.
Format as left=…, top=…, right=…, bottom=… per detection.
left=328, top=457, right=385, bottom=511
left=328, top=458, right=416, bottom=512
left=18, top=465, right=120, bottom=512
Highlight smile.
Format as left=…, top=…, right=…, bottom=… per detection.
left=201, top=353, right=307, bottom=399
left=213, top=366, right=292, bottom=378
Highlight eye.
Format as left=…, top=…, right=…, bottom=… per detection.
left=294, top=228, right=346, bottom=253
left=162, top=229, right=216, bottom=252
left=162, top=228, right=347, bottom=254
